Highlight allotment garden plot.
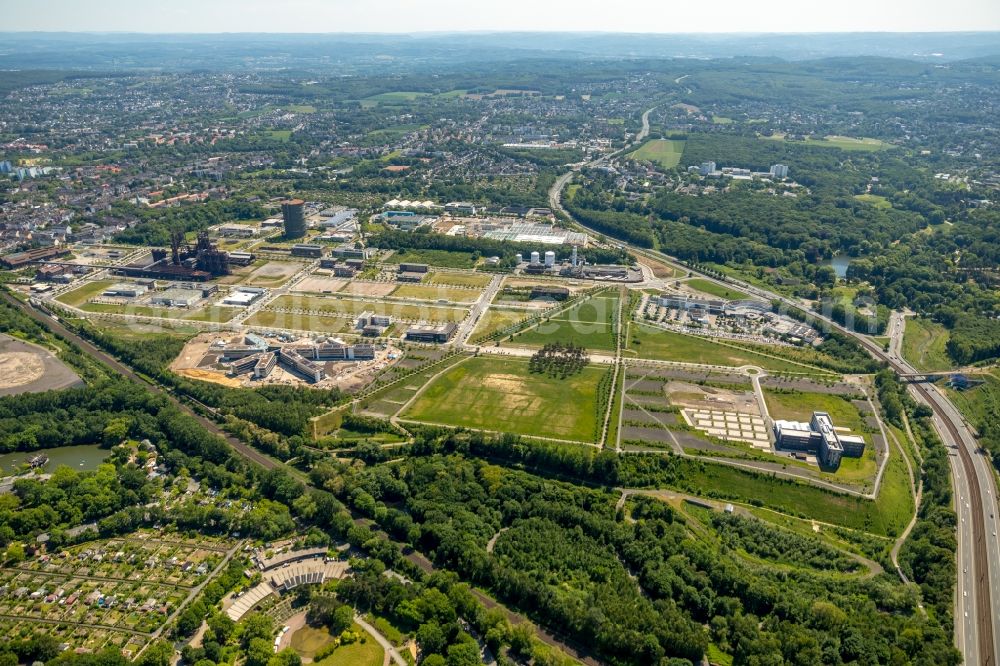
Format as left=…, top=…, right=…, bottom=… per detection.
left=0, top=530, right=238, bottom=656
left=401, top=355, right=606, bottom=443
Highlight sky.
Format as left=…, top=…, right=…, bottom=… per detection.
left=5, top=0, right=1000, bottom=33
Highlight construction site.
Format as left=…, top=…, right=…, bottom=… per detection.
left=169, top=331, right=401, bottom=391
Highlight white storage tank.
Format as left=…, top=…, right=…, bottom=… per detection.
left=515, top=253, right=523, bottom=263
left=530, top=251, right=540, bottom=265
left=544, top=250, right=556, bottom=267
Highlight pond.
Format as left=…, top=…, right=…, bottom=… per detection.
left=825, top=255, right=854, bottom=279
left=0, top=444, right=110, bottom=477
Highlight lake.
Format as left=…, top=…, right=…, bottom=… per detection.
left=825, top=255, right=854, bottom=278
left=0, top=444, right=110, bottom=477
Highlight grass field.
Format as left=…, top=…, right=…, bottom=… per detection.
left=403, top=356, right=605, bottom=442
left=902, top=317, right=952, bottom=372
left=266, top=130, right=292, bottom=142
left=875, top=424, right=917, bottom=530
left=853, top=194, right=892, bottom=209
left=291, top=626, right=336, bottom=659
left=366, top=615, right=405, bottom=645
left=185, top=306, right=242, bottom=323
left=508, top=293, right=618, bottom=351
left=79, top=303, right=241, bottom=324
left=624, top=323, right=831, bottom=375
left=763, top=390, right=868, bottom=435
left=761, top=134, right=889, bottom=152
left=55, top=280, right=114, bottom=307
left=712, top=116, right=734, bottom=125
left=287, top=104, right=317, bottom=113
left=78, top=302, right=171, bottom=318
left=471, top=308, right=532, bottom=341
left=628, top=139, right=686, bottom=168
left=684, top=278, right=752, bottom=300
left=88, top=319, right=199, bottom=340
left=363, top=91, right=430, bottom=103
left=391, top=283, right=480, bottom=303
left=390, top=248, right=479, bottom=269
left=706, top=643, right=735, bottom=666
left=244, top=309, right=355, bottom=334
left=310, top=624, right=383, bottom=666
left=266, top=294, right=468, bottom=323
left=359, top=356, right=466, bottom=418
left=947, top=371, right=1000, bottom=440
left=763, top=389, right=879, bottom=482
left=675, top=456, right=907, bottom=536
left=426, top=272, right=493, bottom=288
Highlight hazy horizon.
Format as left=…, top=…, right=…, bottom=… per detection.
left=6, top=0, right=1000, bottom=34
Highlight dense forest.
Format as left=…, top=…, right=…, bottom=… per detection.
left=325, top=448, right=957, bottom=665
left=567, top=124, right=1000, bottom=363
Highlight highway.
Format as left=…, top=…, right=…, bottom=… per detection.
left=549, top=113, right=999, bottom=664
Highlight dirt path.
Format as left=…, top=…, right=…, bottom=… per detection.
left=886, top=423, right=927, bottom=616
left=486, top=528, right=509, bottom=554
left=619, top=488, right=885, bottom=579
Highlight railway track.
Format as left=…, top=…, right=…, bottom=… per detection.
left=552, top=152, right=998, bottom=661
left=2, top=291, right=281, bottom=473
left=5, top=291, right=612, bottom=665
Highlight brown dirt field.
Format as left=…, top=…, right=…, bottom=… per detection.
left=245, top=261, right=302, bottom=286
left=170, top=333, right=240, bottom=372
left=664, top=380, right=760, bottom=415
left=339, top=281, right=397, bottom=297
left=293, top=276, right=348, bottom=294
left=176, top=368, right=244, bottom=388
left=480, top=373, right=527, bottom=393
left=638, top=255, right=683, bottom=278
left=0, top=352, right=45, bottom=388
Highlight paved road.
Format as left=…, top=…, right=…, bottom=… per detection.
left=456, top=274, right=502, bottom=345
left=636, top=106, right=655, bottom=142
left=143, top=539, right=246, bottom=656
left=10, top=290, right=612, bottom=666
left=548, top=142, right=999, bottom=662
left=887, top=310, right=906, bottom=358
left=355, top=615, right=406, bottom=666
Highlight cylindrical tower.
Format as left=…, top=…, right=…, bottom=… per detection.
left=282, top=199, right=306, bottom=239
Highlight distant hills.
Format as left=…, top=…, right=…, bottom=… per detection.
left=0, top=31, right=999, bottom=71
